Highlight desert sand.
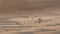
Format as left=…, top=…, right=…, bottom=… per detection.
left=0, top=0, right=60, bottom=34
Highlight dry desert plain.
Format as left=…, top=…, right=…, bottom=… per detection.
left=0, top=0, right=60, bottom=34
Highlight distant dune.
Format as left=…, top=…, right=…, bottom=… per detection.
left=0, top=0, right=60, bottom=16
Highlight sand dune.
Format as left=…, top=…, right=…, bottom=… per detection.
left=0, top=0, right=60, bottom=15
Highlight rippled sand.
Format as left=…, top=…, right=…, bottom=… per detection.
left=0, top=15, right=60, bottom=34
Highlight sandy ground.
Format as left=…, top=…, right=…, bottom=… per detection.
left=0, top=0, right=60, bottom=34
